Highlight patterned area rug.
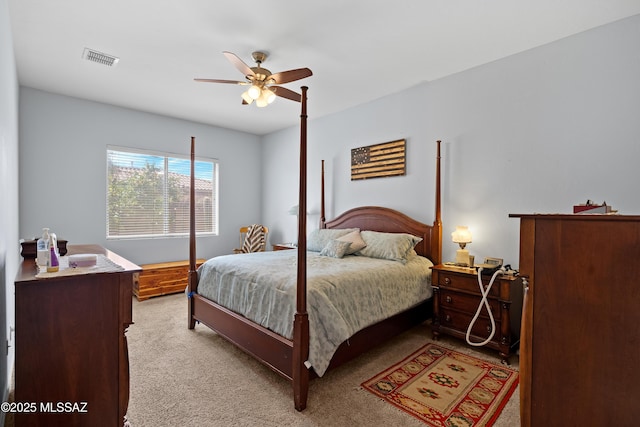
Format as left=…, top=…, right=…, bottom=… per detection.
left=361, top=343, right=518, bottom=426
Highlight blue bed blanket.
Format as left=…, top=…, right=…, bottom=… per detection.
left=197, top=250, right=433, bottom=376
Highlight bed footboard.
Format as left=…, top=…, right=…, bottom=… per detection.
left=192, top=294, right=295, bottom=378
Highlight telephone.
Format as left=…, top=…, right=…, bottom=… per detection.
left=474, top=257, right=503, bottom=275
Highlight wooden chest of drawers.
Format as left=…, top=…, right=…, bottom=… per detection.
left=15, top=245, right=140, bottom=426
left=431, top=264, right=523, bottom=363
left=510, top=214, right=640, bottom=426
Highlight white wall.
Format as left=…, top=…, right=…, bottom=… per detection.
left=263, top=14, right=640, bottom=268
left=0, top=0, right=19, bottom=414
left=15, top=14, right=640, bottom=270
left=19, top=89, right=263, bottom=265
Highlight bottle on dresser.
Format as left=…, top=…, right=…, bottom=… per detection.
left=36, top=228, right=50, bottom=269
left=47, top=234, right=59, bottom=273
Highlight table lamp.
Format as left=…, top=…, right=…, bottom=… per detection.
left=451, top=225, right=472, bottom=265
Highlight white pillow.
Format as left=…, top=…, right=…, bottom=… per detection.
left=336, top=229, right=367, bottom=255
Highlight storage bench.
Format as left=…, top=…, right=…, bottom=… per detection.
left=134, top=259, right=205, bottom=301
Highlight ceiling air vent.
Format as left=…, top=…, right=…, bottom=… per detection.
left=82, top=48, right=119, bottom=67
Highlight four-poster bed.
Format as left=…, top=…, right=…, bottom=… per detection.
left=187, top=87, right=443, bottom=410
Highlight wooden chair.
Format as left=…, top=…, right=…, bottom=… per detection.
left=233, top=225, right=268, bottom=254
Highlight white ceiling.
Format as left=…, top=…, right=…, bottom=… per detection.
left=8, top=1, right=640, bottom=135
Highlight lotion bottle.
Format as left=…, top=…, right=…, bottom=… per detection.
left=47, top=236, right=59, bottom=273
left=36, top=228, right=50, bottom=268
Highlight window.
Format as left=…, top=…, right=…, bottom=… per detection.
left=107, top=147, right=218, bottom=239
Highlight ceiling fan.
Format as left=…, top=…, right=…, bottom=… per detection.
left=194, top=51, right=312, bottom=107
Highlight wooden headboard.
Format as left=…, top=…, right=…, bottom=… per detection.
left=318, top=141, right=442, bottom=265
left=323, top=206, right=440, bottom=263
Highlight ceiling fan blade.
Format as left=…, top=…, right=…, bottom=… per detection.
left=269, top=68, right=313, bottom=85
left=223, top=51, right=255, bottom=78
left=194, top=78, right=246, bottom=84
left=272, top=86, right=302, bottom=102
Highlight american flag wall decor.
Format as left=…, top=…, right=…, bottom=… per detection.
left=351, top=139, right=406, bottom=180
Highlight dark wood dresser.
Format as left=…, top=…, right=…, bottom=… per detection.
left=510, top=214, right=640, bottom=427
left=431, top=264, right=523, bottom=363
left=15, top=244, right=140, bottom=427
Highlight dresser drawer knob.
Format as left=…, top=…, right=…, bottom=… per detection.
left=445, top=296, right=452, bottom=304
left=445, top=314, right=451, bottom=323
left=444, top=277, right=451, bottom=285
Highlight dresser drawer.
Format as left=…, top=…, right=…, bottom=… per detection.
left=439, top=307, right=501, bottom=342
left=437, top=271, right=500, bottom=298
left=439, top=289, right=501, bottom=320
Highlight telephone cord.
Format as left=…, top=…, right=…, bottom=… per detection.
left=465, top=267, right=505, bottom=347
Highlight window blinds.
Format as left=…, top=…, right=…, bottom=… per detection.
left=107, top=148, right=217, bottom=238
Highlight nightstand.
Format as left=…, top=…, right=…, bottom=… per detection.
left=272, top=243, right=297, bottom=251
left=430, top=264, right=524, bottom=363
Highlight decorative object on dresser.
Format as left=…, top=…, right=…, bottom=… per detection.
left=510, top=214, right=640, bottom=427
left=135, top=259, right=206, bottom=301
left=14, top=244, right=140, bottom=426
left=361, top=343, right=519, bottom=426
left=431, top=264, right=523, bottom=363
left=20, top=237, right=68, bottom=258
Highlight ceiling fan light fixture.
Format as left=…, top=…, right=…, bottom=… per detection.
left=247, top=85, right=262, bottom=100
left=195, top=50, right=311, bottom=107
left=255, top=96, right=269, bottom=108
left=263, top=88, right=276, bottom=104
left=241, top=90, right=254, bottom=104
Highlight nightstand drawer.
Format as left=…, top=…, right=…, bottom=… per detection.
left=437, top=271, right=500, bottom=298
left=439, top=307, right=501, bottom=342
left=439, top=289, right=501, bottom=320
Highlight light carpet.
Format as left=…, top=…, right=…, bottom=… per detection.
left=125, top=293, right=520, bottom=426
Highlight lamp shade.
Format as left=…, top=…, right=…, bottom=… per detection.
left=263, top=88, right=276, bottom=104
left=451, top=226, right=472, bottom=244
left=241, top=90, right=254, bottom=104
left=247, top=85, right=261, bottom=100
left=288, top=205, right=310, bottom=215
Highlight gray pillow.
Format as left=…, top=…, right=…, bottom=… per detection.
left=355, top=231, right=423, bottom=263
left=307, top=228, right=358, bottom=252
left=319, top=240, right=352, bottom=258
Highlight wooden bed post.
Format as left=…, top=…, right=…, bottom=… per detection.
left=432, top=140, right=443, bottom=265
left=188, top=136, right=197, bottom=329
left=320, top=159, right=325, bottom=229
left=292, top=86, right=310, bottom=411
